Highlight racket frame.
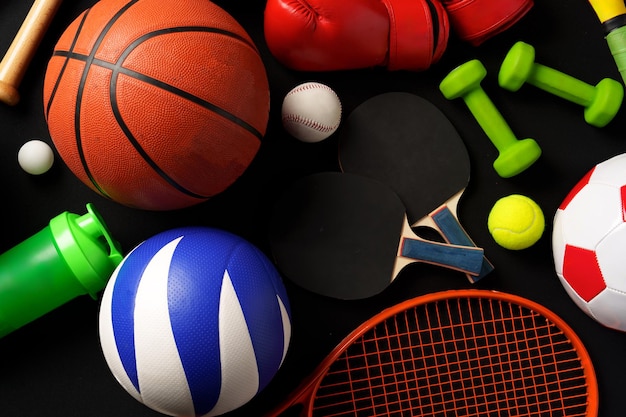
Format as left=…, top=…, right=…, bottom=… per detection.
left=265, top=289, right=598, bottom=417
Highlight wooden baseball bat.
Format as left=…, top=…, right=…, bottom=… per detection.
left=0, top=0, right=63, bottom=106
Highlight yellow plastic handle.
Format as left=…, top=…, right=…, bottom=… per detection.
left=589, top=0, right=626, bottom=23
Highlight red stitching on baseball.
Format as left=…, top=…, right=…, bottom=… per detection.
left=286, top=82, right=337, bottom=97
left=282, top=114, right=337, bottom=132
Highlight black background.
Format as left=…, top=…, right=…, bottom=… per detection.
left=1, top=0, right=625, bottom=416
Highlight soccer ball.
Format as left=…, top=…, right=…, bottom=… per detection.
left=553, top=153, right=626, bottom=332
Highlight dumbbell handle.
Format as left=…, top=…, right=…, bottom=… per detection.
left=528, top=64, right=597, bottom=106
left=460, top=87, right=519, bottom=152
left=0, top=0, right=63, bottom=106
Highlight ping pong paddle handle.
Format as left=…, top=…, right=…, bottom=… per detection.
left=395, top=221, right=484, bottom=277
left=0, top=0, right=63, bottom=105
left=411, top=191, right=494, bottom=282
left=430, top=206, right=494, bottom=281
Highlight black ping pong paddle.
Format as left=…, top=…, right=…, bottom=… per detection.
left=338, top=92, right=493, bottom=282
left=268, top=172, right=484, bottom=300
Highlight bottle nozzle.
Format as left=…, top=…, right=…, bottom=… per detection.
left=50, top=203, right=123, bottom=298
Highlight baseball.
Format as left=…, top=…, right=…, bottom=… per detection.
left=281, top=82, right=342, bottom=143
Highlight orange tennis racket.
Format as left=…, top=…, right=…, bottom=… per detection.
left=266, top=289, right=597, bottom=417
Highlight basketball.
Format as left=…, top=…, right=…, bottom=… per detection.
left=43, top=0, right=270, bottom=211
left=98, top=226, right=292, bottom=416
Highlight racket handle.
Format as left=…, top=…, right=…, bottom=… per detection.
left=606, top=24, right=626, bottom=86
left=0, top=0, right=63, bottom=106
left=400, top=236, right=484, bottom=276
left=430, top=206, right=494, bottom=281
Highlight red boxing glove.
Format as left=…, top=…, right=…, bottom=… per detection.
left=263, top=0, right=449, bottom=72
left=442, top=0, right=534, bottom=46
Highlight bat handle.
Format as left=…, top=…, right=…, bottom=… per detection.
left=0, top=0, right=63, bottom=106
left=606, top=25, right=626, bottom=86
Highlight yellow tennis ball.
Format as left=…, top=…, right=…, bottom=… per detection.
left=487, top=194, right=545, bottom=250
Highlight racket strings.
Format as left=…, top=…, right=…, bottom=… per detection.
left=311, top=297, right=591, bottom=416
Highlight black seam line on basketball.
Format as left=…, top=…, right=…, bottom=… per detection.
left=110, top=65, right=209, bottom=199
left=109, top=60, right=211, bottom=199
left=45, top=9, right=91, bottom=121
left=115, top=65, right=264, bottom=142
left=105, top=25, right=264, bottom=200
left=53, top=26, right=264, bottom=141
left=50, top=52, right=237, bottom=199
left=49, top=61, right=214, bottom=200
left=75, top=0, right=141, bottom=198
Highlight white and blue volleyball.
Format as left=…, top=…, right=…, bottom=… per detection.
left=98, top=227, right=291, bottom=417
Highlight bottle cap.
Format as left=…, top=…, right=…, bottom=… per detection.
left=49, top=203, right=123, bottom=298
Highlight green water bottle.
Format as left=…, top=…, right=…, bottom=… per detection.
left=0, top=203, right=123, bottom=338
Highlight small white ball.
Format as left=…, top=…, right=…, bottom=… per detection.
left=18, top=140, right=54, bottom=175
left=281, top=82, right=342, bottom=143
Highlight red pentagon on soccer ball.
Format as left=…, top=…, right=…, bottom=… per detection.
left=553, top=153, right=626, bottom=332
left=561, top=245, right=606, bottom=302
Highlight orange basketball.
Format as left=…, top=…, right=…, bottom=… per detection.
left=43, top=0, right=269, bottom=211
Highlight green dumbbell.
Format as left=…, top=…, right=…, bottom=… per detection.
left=499, top=41, right=624, bottom=128
left=440, top=59, right=542, bottom=178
